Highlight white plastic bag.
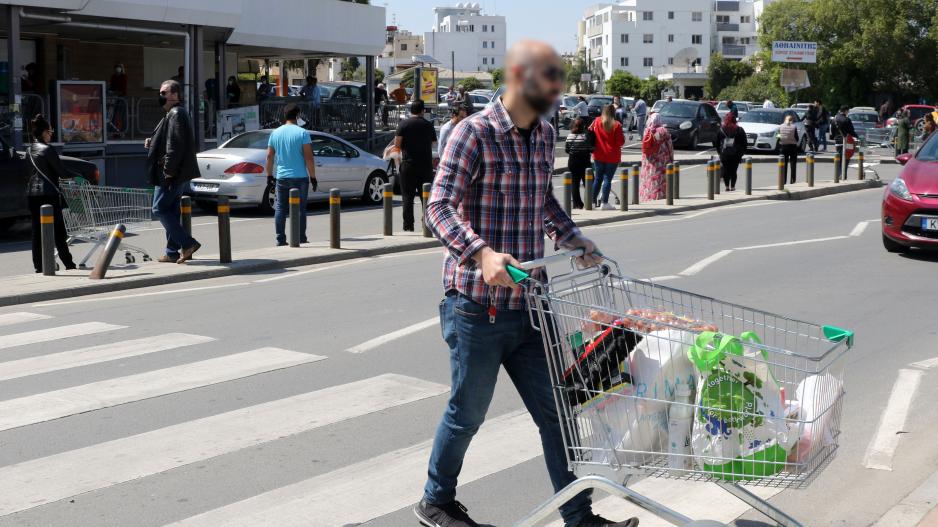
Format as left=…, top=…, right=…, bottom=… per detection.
left=787, top=373, right=843, bottom=464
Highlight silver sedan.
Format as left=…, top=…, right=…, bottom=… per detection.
left=191, top=130, right=389, bottom=213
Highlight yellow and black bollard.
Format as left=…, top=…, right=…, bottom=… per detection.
left=665, top=163, right=674, bottom=205
left=618, top=168, right=628, bottom=212
left=833, top=145, right=842, bottom=183
left=40, top=204, right=56, bottom=276
left=714, top=159, right=722, bottom=195
left=383, top=182, right=393, bottom=236
left=777, top=154, right=786, bottom=190
left=217, top=196, right=232, bottom=264
left=707, top=160, right=715, bottom=201
left=329, top=188, right=341, bottom=249
left=180, top=196, right=192, bottom=237
left=806, top=153, right=815, bottom=187
left=631, top=163, right=640, bottom=205
left=289, top=188, right=301, bottom=248
left=90, top=224, right=126, bottom=280
left=563, top=172, right=572, bottom=215
left=673, top=161, right=681, bottom=199
left=584, top=168, right=594, bottom=211
left=744, top=156, right=753, bottom=195
left=858, top=149, right=865, bottom=180
left=421, top=183, right=432, bottom=238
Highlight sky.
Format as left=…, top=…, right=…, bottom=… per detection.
left=379, top=0, right=597, bottom=54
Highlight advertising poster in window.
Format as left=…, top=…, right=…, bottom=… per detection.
left=418, top=68, right=438, bottom=105
left=55, top=81, right=106, bottom=146
left=217, top=105, right=260, bottom=143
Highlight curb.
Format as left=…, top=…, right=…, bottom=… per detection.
left=553, top=156, right=897, bottom=174
left=0, top=180, right=883, bottom=308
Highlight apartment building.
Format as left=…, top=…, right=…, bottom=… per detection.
left=377, top=27, right=425, bottom=74
left=424, top=2, right=506, bottom=72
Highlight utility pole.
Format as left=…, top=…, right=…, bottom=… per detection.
left=451, top=50, right=455, bottom=88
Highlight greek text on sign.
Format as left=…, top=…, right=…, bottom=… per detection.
left=771, top=41, right=817, bottom=63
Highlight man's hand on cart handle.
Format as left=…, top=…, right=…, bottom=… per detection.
left=474, top=247, right=522, bottom=290
left=567, top=237, right=603, bottom=269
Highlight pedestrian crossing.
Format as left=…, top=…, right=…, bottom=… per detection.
left=0, top=311, right=780, bottom=526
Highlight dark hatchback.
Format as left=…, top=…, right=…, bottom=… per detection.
left=656, top=100, right=721, bottom=149
left=585, top=95, right=614, bottom=126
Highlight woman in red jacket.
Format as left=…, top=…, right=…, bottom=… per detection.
left=589, top=104, right=624, bottom=210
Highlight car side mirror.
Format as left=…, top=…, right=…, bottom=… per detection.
left=896, top=153, right=912, bottom=165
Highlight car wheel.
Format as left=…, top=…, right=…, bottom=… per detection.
left=195, top=200, right=217, bottom=213
left=362, top=171, right=388, bottom=205
left=258, top=183, right=275, bottom=215
left=689, top=131, right=699, bottom=150
left=882, top=234, right=909, bottom=253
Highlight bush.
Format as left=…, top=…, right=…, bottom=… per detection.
left=459, top=77, right=484, bottom=92
left=605, top=70, right=643, bottom=97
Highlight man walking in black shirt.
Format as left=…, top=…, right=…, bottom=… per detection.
left=394, top=99, right=436, bottom=231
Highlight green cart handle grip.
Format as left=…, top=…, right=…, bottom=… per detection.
left=505, top=248, right=604, bottom=284
left=507, top=265, right=529, bottom=284
left=823, top=325, right=855, bottom=347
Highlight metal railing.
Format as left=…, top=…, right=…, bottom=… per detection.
left=717, top=22, right=740, bottom=32
left=715, top=0, right=741, bottom=11
left=722, top=44, right=747, bottom=56
left=259, top=100, right=407, bottom=136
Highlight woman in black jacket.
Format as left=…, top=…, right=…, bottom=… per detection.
left=26, top=115, right=76, bottom=272
left=716, top=113, right=747, bottom=191
left=564, top=117, right=593, bottom=209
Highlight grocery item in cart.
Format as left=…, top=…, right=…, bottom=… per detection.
left=688, top=331, right=791, bottom=480
left=787, top=373, right=843, bottom=464
left=586, top=309, right=718, bottom=335
left=562, top=320, right=642, bottom=405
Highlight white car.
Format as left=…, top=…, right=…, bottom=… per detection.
left=737, top=108, right=808, bottom=153
left=192, top=130, right=389, bottom=213
left=716, top=101, right=750, bottom=119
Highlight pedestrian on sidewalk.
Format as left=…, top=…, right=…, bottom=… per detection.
left=803, top=102, right=820, bottom=152
left=832, top=105, right=857, bottom=159
left=146, top=79, right=201, bottom=264
left=266, top=103, right=317, bottom=246
left=420, top=39, right=636, bottom=527
left=779, top=114, right=801, bottom=184
left=639, top=112, right=673, bottom=201
left=762, top=99, right=775, bottom=109
left=923, top=112, right=936, bottom=139
left=573, top=95, right=589, bottom=118
left=375, top=81, right=390, bottom=130
left=438, top=104, right=468, bottom=158
left=633, top=96, right=647, bottom=137
left=394, top=99, right=436, bottom=232
left=817, top=101, right=831, bottom=151
left=565, top=117, right=593, bottom=209
left=589, top=104, right=624, bottom=210
left=895, top=109, right=911, bottom=156
left=717, top=113, right=747, bottom=191
left=25, top=114, right=76, bottom=273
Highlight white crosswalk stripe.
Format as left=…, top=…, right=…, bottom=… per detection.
left=0, top=312, right=52, bottom=328
left=0, top=321, right=125, bottom=351
left=0, top=333, right=215, bottom=381
left=0, top=347, right=322, bottom=432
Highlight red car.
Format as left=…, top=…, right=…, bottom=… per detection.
left=882, top=133, right=938, bottom=252
left=885, top=104, right=937, bottom=133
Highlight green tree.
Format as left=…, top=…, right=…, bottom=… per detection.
left=340, top=57, right=360, bottom=81
left=400, top=68, right=415, bottom=88
left=375, top=68, right=385, bottom=84
left=563, top=53, right=589, bottom=93
left=639, top=77, right=673, bottom=103
left=459, top=77, right=484, bottom=92
left=604, top=70, right=643, bottom=96
left=706, top=54, right=754, bottom=99
left=491, top=68, right=505, bottom=88
left=718, top=70, right=788, bottom=106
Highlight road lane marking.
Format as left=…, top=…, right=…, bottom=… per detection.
left=646, top=275, right=680, bottom=282
left=910, top=356, right=938, bottom=370
left=166, top=410, right=541, bottom=527
left=345, top=317, right=440, bottom=353
left=33, top=283, right=247, bottom=307
left=0, top=312, right=51, bottom=327
left=694, top=148, right=716, bottom=156
left=253, top=260, right=369, bottom=283
left=734, top=235, right=848, bottom=251
left=0, top=333, right=215, bottom=381
left=849, top=219, right=880, bottom=237
left=679, top=249, right=733, bottom=276
left=0, top=373, right=447, bottom=517
left=863, top=368, right=923, bottom=471
left=0, top=322, right=125, bottom=351
left=584, top=201, right=781, bottom=231
left=0, top=348, right=323, bottom=433
left=871, top=469, right=938, bottom=527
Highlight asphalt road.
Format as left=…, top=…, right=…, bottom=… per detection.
left=1, top=163, right=936, bottom=527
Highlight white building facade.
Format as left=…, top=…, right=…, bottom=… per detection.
left=377, top=27, right=425, bottom=74
left=424, top=3, right=506, bottom=72
left=580, top=0, right=768, bottom=97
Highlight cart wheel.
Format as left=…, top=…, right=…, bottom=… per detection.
left=125, top=252, right=135, bottom=264
left=142, top=255, right=152, bottom=262
left=55, top=263, right=60, bottom=271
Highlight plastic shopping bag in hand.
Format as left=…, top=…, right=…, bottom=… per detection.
left=688, top=331, right=791, bottom=480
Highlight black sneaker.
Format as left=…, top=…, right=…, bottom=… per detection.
left=414, top=499, right=479, bottom=527
left=573, top=513, right=639, bottom=527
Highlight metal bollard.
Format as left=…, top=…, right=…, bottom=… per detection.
left=665, top=163, right=674, bottom=205
left=806, top=153, right=815, bottom=187
left=777, top=154, right=786, bottom=190
left=584, top=168, right=594, bottom=211
left=842, top=143, right=850, bottom=181
left=329, top=188, right=341, bottom=249
left=744, top=156, right=753, bottom=195
left=563, top=172, right=572, bottom=214
left=713, top=159, right=722, bottom=195
left=707, top=160, right=715, bottom=200
left=289, top=188, right=301, bottom=248
left=630, top=163, right=640, bottom=205
left=382, top=183, right=393, bottom=236
left=421, top=183, right=432, bottom=238
left=858, top=149, right=865, bottom=180
left=180, top=196, right=192, bottom=237
left=673, top=161, right=681, bottom=199
left=40, top=204, right=56, bottom=276
left=90, top=224, right=126, bottom=280
left=217, top=196, right=232, bottom=264
left=618, top=168, right=628, bottom=212
left=833, top=145, right=842, bottom=183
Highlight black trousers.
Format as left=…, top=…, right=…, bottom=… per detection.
left=568, top=154, right=590, bottom=207
left=804, top=125, right=819, bottom=151
left=781, top=144, right=799, bottom=183
left=720, top=155, right=740, bottom=189
left=28, top=195, right=75, bottom=272
left=400, top=161, right=433, bottom=230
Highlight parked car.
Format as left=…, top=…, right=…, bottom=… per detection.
left=886, top=104, right=937, bottom=134
left=716, top=101, right=750, bottom=120
left=558, top=95, right=579, bottom=128
left=738, top=108, right=808, bottom=153
left=848, top=111, right=881, bottom=138
left=656, top=100, right=721, bottom=149
left=585, top=95, right=614, bottom=126
left=882, top=133, right=938, bottom=253
left=469, top=89, right=494, bottom=99
left=0, top=137, right=99, bottom=233
left=850, top=106, right=877, bottom=114
left=192, top=130, right=389, bottom=213
left=790, top=103, right=812, bottom=110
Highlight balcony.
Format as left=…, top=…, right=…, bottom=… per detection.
left=722, top=43, right=754, bottom=57
left=587, top=22, right=604, bottom=38
left=717, top=22, right=740, bottom=32
left=715, top=1, right=740, bottom=11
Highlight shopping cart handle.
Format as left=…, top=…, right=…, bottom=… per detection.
left=507, top=249, right=599, bottom=284
left=823, top=325, right=854, bottom=347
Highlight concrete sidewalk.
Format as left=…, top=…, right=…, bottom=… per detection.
left=0, top=178, right=882, bottom=307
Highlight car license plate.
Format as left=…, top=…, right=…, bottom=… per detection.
left=922, top=218, right=938, bottom=231
left=192, top=183, right=219, bottom=193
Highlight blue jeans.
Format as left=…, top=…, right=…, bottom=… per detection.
left=592, top=161, right=618, bottom=204
left=636, top=114, right=646, bottom=137
left=818, top=124, right=830, bottom=150
left=152, top=182, right=197, bottom=258
left=274, top=178, right=309, bottom=244
left=423, top=294, right=592, bottom=526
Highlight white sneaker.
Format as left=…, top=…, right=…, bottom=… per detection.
left=600, top=203, right=616, bottom=211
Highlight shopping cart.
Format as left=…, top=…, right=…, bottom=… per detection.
left=507, top=250, right=852, bottom=527
left=60, top=180, right=154, bottom=267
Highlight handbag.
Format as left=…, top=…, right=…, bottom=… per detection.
left=26, top=148, right=69, bottom=209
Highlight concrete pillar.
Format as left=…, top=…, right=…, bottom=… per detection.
left=7, top=5, right=22, bottom=148
left=365, top=56, right=375, bottom=148
left=215, top=40, right=227, bottom=111
left=188, top=25, right=205, bottom=152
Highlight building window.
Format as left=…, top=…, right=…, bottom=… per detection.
left=483, top=41, right=488, bottom=49
left=400, top=43, right=407, bottom=51
left=483, top=57, right=488, bottom=65
left=482, top=24, right=488, bottom=32
left=668, top=11, right=674, bottom=19
left=643, top=33, right=653, bottom=44
left=491, top=57, right=496, bottom=66
left=642, top=11, right=653, bottom=21
left=692, top=34, right=702, bottom=44
left=668, top=57, right=674, bottom=65
left=716, top=15, right=729, bottom=23
left=668, top=34, right=674, bottom=43
left=469, top=24, right=474, bottom=32
left=620, top=57, right=629, bottom=67
left=492, top=41, right=495, bottom=48
left=621, top=33, right=628, bottom=43
left=741, top=16, right=751, bottom=23
left=692, top=11, right=703, bottom=22
left=643, top=57, right=653, bottom=67
left=740, top=37, right=751, bottom=44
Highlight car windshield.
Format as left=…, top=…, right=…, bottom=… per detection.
left=588, top=97, right=613, bottom=107
left=318, top=84, right=337, bottom=100
left=658, top=103, right=698, bottom=118
left=563, top=96, right=578, bottom=107
left=222, top=131, right=272, bottom=149
left=908, top=107, right=933, bottom=120
left=850, top=113, right=879, bottom=123
left=740, top=111, right=785, bottom=125
left=916, top=134, right=938, bottom=161
left=470, top=94, right=490, bottom=104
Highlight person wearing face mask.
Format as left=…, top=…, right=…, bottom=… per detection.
left=26, top=115, right=77, bottom=273
left=145, top=80, right=201, bottom=264
left=225, top=76, right=241, bottom=106
left=109, top=64, right=128, bottom=97
left=418, top=40, right=634, bottom=527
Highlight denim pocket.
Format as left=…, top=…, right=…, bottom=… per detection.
left=453, top=295, right=485, bottom=318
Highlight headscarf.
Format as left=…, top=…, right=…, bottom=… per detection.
left=645, top=112, right=663, bottom=136
left=642, top=112, right=669, bottom=156
left=722, top=112, right=738, bottom=135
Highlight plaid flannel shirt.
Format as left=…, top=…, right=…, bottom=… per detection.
left=426, top=97, right=583, bottom=311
